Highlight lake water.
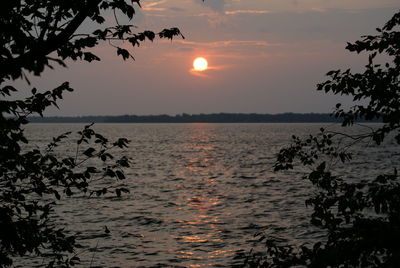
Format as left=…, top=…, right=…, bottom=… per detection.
left=22, top=123, right=397, bottom=268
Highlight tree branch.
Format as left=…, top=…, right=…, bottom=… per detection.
left=0, top=0, right=101, bottom=80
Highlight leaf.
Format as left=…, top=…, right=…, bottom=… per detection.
left=117, top=47, right=130, bottom=60
left=144, top=30, right=155, bottom=41
left=131, top=0, right=142, bottom=8
left=83, top=147, right=95, bottom=157
left=316, top=162, right=326, bottom=172
left=125, top=5, right=135, bottom=19
left=158, top=27, right=185, bottom=40
left=105, top=169, right=116, bottom=177
left=83, top=52, right=101, bottom=62
left=53, top=190, right=61, bottom=200
left=66, top=188, right=72, bottom=196
left=115, top=170, right=125, bottom=180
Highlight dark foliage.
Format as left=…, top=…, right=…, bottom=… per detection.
left=242, top=10, right=400, bottom=268
left=0, top=0, right=183, bottom=267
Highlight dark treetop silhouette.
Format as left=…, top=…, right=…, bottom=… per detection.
left=27, top=113, right=346, bottom=123
left=0, top=0, right=183, bottom=267
left=242, top=10, right=400, bottom=268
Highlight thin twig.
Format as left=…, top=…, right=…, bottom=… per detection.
left=89, top=240, right=99, bottom=268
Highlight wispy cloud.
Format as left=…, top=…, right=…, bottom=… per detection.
left=142, top=7, right=166, bottom=11
left=143, top=0, right=167, bottom=8
left=173, top=40, right=274, bottom=48
left=224, top=10, right=273, bottom=15
left=189, top=63, right=233, bottom=77
left=189, top=68, right=210, bottom=78
left=159, top=40, right=276, bottom=63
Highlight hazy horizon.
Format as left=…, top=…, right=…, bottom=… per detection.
left=32, top=111, right=335, bottom=117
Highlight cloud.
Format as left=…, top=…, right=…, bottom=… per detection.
left=143, top=0, right=167, bottom=8
left=156, top=39, right=275, bottom=62
left=189, top=68, right=210, bottom=78
left=172, top=40, right=273, bottom=48
left=142, top=7, right=166, bottom=11
left=224, top=10, right=273, bottom=15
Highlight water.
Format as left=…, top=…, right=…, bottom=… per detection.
left=22, top=123, right=398, bottom=267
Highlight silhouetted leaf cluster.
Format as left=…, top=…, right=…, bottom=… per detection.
left=0, top=0, right=184, bottom=82
left=1, top=86, right=132, bottom=266
left=242, top=10, right=400, bottom=268
left=317, top=11, right=400, bottom=145
left=0, top=0, right=182, bottom=267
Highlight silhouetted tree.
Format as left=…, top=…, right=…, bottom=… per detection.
left=0, top=1, right=183, bottom=267
left=243, top=10, right=400, bottom=268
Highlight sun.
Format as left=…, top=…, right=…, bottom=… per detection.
left=193, top=57, right=208, bottom=71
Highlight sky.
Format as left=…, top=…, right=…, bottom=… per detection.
left=19, top=0, right=400, bottom=116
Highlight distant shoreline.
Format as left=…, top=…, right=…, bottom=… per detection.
left=27, top=113, right=379, bottom=123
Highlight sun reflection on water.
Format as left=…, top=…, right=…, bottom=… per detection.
left=172, top=124, right=231, bottom=265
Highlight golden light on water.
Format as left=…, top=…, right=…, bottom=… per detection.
left=193, top=57, right=208, bottom=71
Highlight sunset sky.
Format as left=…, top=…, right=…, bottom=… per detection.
left=23, top=0, right=399, bottom=116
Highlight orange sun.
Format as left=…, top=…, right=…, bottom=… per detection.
left=193, top=57, right=208, bottom=71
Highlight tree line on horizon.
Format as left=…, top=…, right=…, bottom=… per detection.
left=27, top=113, right=381, bottom=123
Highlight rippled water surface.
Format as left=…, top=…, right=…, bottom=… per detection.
left=23, top=123, right=397, bottom=267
